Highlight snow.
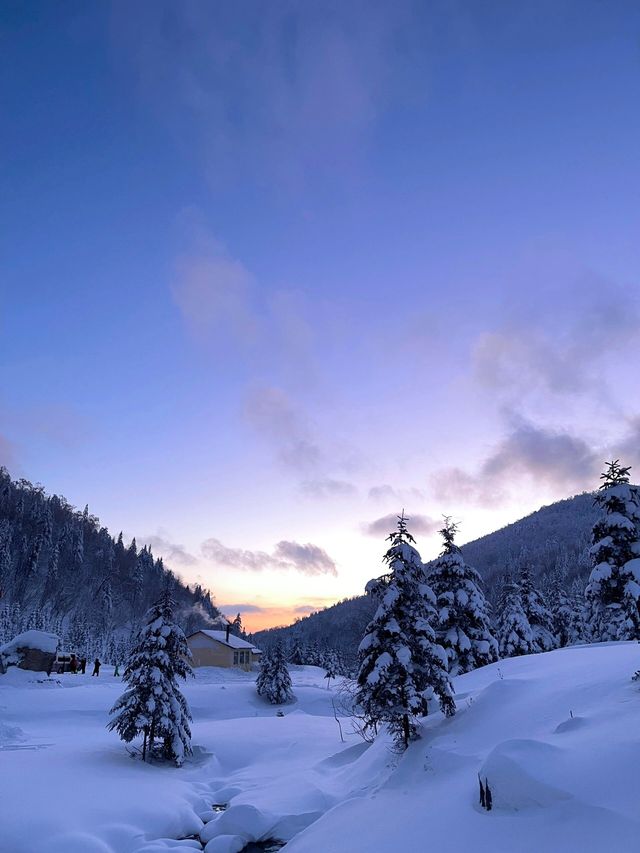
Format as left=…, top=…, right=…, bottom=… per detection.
left=2, top=648, right=640, bottom=851
left=0, top=629, right=59, bottom=669
left=0, top=629, right=59, bottom=656
left=193, top=631, right=260, bottom=651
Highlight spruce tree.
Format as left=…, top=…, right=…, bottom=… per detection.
left=324, top=648, right=341, bottom=687
left=256, top=642, right=294, bottom=704
left=356, top=512, right=455, bottom=750
left=108, top=588, right=193, bottom=765
left=548, top=581, right=574, bottom=647
left=496, top=581, right=535, bottom=657
left=585, top=461, right=640, bottom=641
left=567, top=595, right=586, bottom=645
left=428, top=518, right=498, bottom=674
left=288, top=636, right=306, bottom=665
left=518, top=565, right=555, bottom=651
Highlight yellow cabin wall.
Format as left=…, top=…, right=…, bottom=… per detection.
left=187, top=634, right=257, bottom=671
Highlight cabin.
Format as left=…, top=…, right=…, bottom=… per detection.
left=186, top=627, right=262, bottom=671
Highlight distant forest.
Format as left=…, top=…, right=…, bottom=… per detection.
left=254, top=492, right=599, bottom=664
left=0, top=468, right=220, bottom=655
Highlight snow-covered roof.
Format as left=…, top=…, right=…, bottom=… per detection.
left=189, top=630, right=261, bottom=652
left=0, top=630, right=59, bottom=657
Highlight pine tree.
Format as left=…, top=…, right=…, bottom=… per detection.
left=288, top=636, right=306, bottom=665
left=428, top=518, right=498, bottom=674
left=256, top=642, right=294, bottom=704
left=584, top=461, right=640, bottom=641
left=567, top=595, right=586, bottom=645
left=496, top=581, right=535, bottom=657
left=108, top=589, right=193, bottom=765
left=356, top=512, right=455, bottom=750
left=231, top=612, right=244, bottom=637
left=324, top=648, right=341, bottom=687
left=518, top=565, right=555, bottom=651
left=548, top=581, right=574, bottom=647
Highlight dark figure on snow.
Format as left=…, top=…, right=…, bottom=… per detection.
left=69, top=654, right=77, bottom=674
left=92, top=658, right=101, bottom=676
left=114, top=663, right=120, bottom=677
left=80, top=657, right=87, bottom=675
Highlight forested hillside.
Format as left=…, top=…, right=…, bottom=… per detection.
left=254, top=492, right=599, bottom=663
left=459, top=492, right=598, bottom=597
left=0, top=468, right=219, bottom=650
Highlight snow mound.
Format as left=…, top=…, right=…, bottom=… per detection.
left=0, top=720, right=26, bottom=746
left=479, top=739, right=572, bottom=810
left=41, top=832, right=114, bottom=853
left=0, top=630, right=59, bottom=655
left=201, top=804, right=277, bottom=845
left=204, top=835, right=246, bottom=853
left=554, top=715, right=588, bottom=734
left=0, top=630, right=59, bottom=672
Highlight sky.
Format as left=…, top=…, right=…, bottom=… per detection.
left=2, top=1, right=640, bottom=630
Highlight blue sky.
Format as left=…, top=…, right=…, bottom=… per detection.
left=2, top=1, right=640, bottom=628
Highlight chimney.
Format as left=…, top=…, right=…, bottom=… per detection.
left=225, top=623, right=230, bottom=642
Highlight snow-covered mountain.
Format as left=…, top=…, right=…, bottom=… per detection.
left=0, top=468, right=220, bottom=643
left=254, top=492, right=598, bottom=659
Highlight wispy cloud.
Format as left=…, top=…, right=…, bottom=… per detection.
left=432, top=416, right=601, bottom=506
left=201, top=536, right=337, bottom=577
left=368, top=484, right=426, bottom=504
left=363, top=512, right=440, bottom=538
left=243, top=385, right=323, bottom=472
left=219, top=603, right=267, bottom=614
left=171, top=229, right=258, bottom=346
left=142, top=533, right=198, bottom=567
left=473, top=277, right=640, bottom=402
left=114, top=2, right=424, bottom=192
left=300, top=478, right=357, bottom=499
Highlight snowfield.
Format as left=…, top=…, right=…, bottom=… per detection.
left=1, top=645, right=640, bottom=853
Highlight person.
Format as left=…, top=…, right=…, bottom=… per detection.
left=80, top=657, right=87, bottom=675
left=69, top=654, right=77, bottom=674
left=92, top=658, right=101, bottom=676
left=114, top=662, right=120, bottom=677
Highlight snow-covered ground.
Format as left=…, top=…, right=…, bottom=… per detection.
left=1, top=645, right=640, bottom=853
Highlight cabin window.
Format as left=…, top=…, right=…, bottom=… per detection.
left=233, top=651, right=239, bottom=665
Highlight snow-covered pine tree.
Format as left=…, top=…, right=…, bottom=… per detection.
left=496, top=581, right=535, bottom=657
left=324, top=648, right=341, bottom=687
left=231, top=612, right=244, bottom=637
left=256, top=642, right=294, bottom=705
left=548, top=581, right=574, bottom=647
left=428, top=517, right=498, bottom=674
left=567, top=595, right=586, bottom=645
left=585, top=461, right=640, bottom=641
left=518, top=564, right=555, bottom=651
left=108, top=588, right=193, bottom=765
left=356, top=512, right=455, bottom=750
left=288, top=636, right=306, bottom=665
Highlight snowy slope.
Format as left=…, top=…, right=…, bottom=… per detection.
left=1, top=647, right=640, bottom=852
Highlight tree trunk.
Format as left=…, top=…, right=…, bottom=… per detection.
left=402, top=713, right=410, bottom=749
left=148, top=722, right=155, bottom=763
left=142, top=727, right=148, bottom=762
